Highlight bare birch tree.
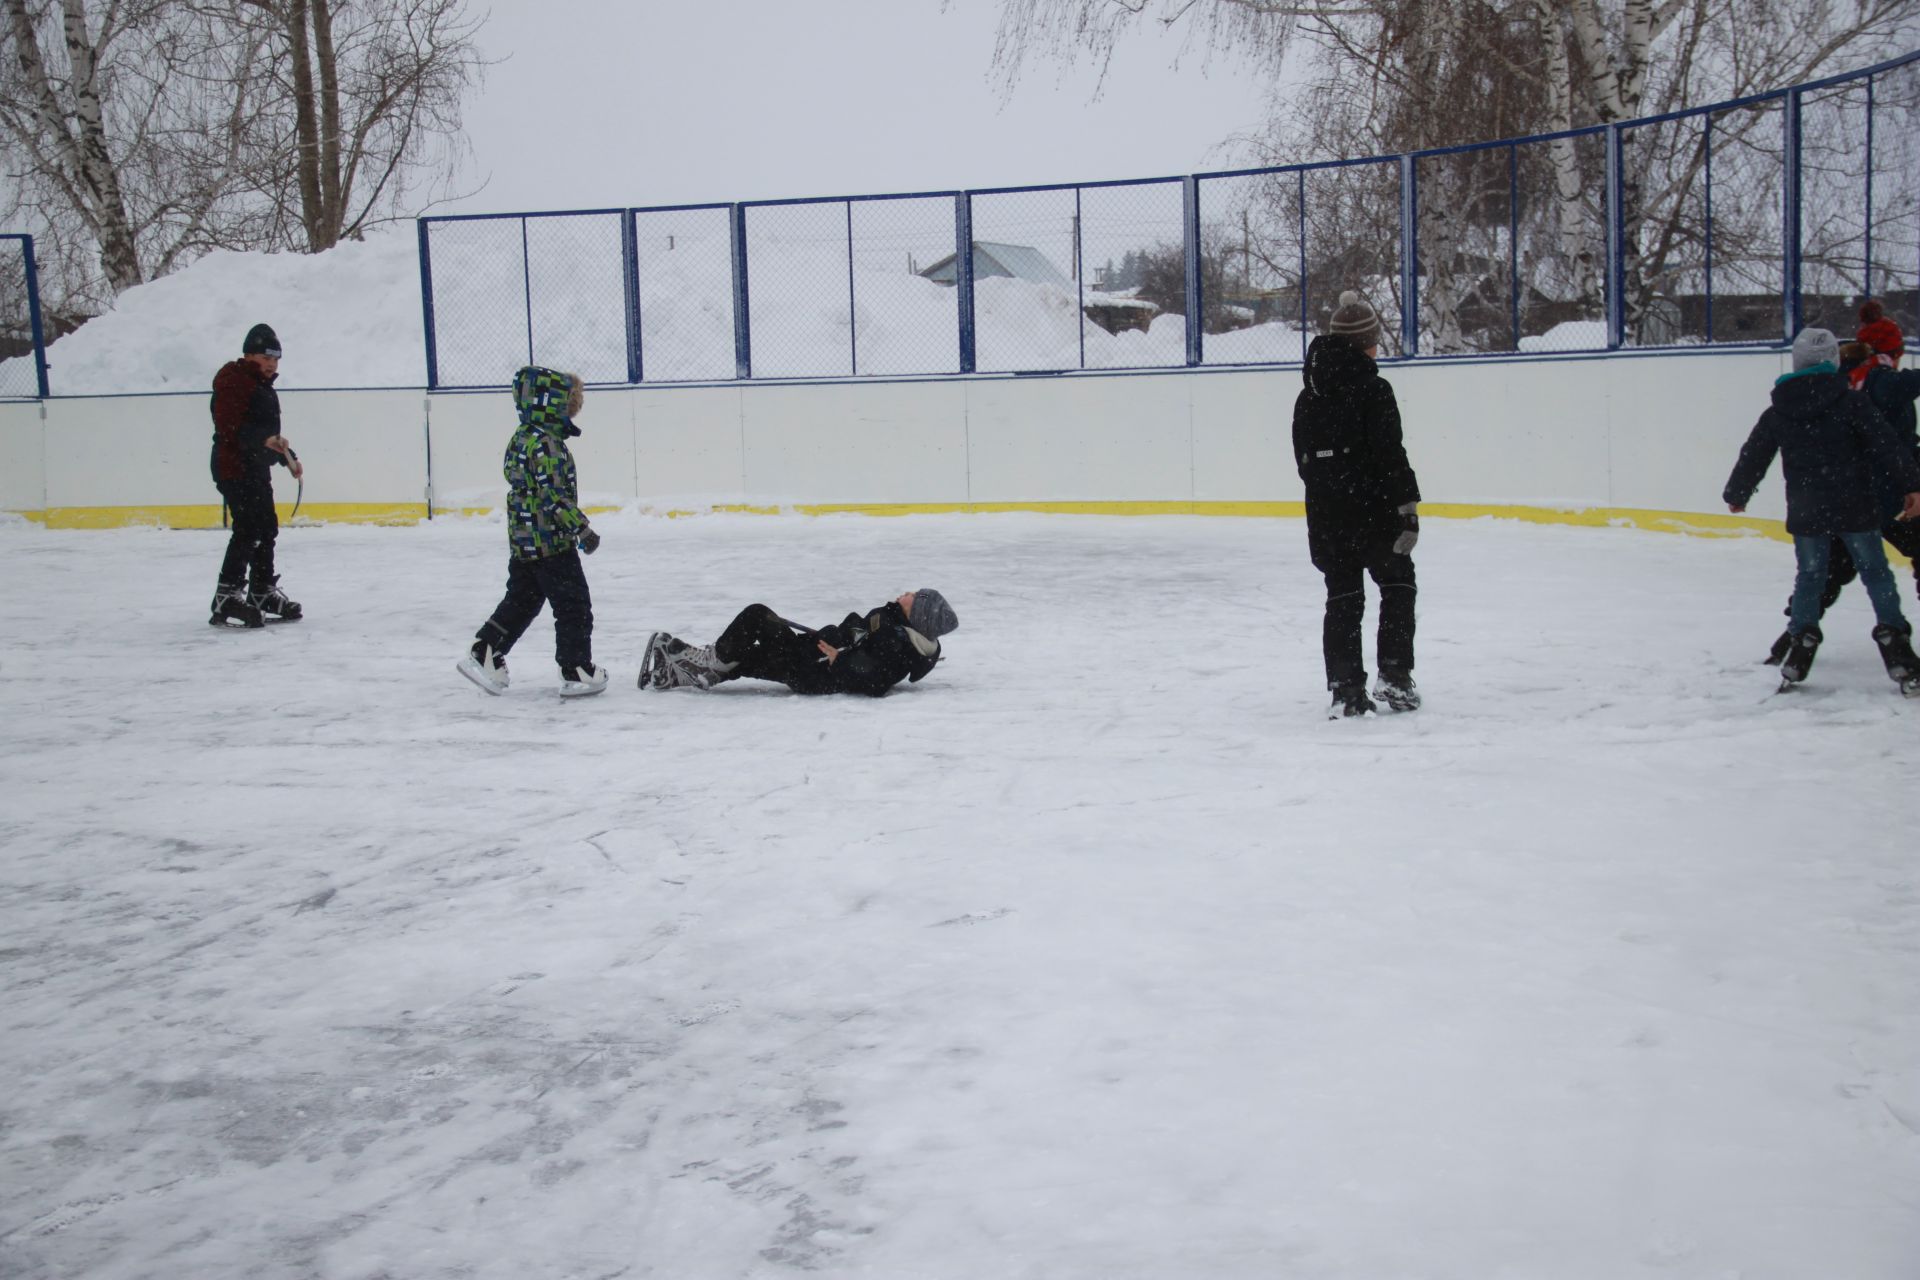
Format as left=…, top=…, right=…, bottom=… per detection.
left=975, top=0, right=1920, bottom=349
left=0, top=0, right=483, bottom=316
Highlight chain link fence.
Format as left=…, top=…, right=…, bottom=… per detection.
left=397, top=50, right=1920, bottom=388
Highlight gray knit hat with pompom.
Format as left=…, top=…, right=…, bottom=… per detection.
left=1327, top=291, right=1381, bottom=349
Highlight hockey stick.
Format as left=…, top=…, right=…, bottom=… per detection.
left=284, top=446, right=303, bottom=519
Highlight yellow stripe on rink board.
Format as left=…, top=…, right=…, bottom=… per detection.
left=31, top=503, right=428, bottom=529
left=16, top=499, right=1913, bottom=567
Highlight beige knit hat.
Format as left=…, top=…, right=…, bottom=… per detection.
left=1328, top=290, right=1381, bottom=348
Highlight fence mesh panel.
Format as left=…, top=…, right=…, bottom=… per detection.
left=1511, top=133, right=1609, bottom=352
left=1302, top=160, right=1403, bottom=356
left=0, top=240, right=38, bottom=398
left=967, top=188, right=1082, bottom=372
left=744, top=202, right=852, bottom=379
left=1621, top=115, right=1708, bottom=346
left=1705, top=100, right=1786, bottom=344
left=1079, top=181, right=1185, bottom=370
left=1869, top=63, right=1920, bottom=339
left=1197, top=172, right=1306, bottom=364
left=424, top=218, right=529, bottom=386
left=634, top=206, right=736, bottom=382
left=1800, top=83, right=1874, bottom=334
left=525, top=213, right=627, bottom=383
left=851, top=196, right=960, bottom=376
left=1415, top=147, right=1521, bottom=354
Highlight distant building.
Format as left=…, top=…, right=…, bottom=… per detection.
left=919, top=241, right=1073, bottom=289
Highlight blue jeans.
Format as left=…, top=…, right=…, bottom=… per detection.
left=1790, top=532, right=1909, bottom=635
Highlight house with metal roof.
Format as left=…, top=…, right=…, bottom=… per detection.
left=918, top=242, right=1073, bottom=289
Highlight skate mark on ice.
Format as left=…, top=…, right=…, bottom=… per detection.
left=930, top=908, right=1011, bottom=928
left=291, top=886, right=336, bottom=914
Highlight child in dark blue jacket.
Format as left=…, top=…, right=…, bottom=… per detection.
left=1725, top=327, right=1920, bottom=693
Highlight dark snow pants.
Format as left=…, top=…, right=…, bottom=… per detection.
left=713, top=604, right=835, bottom=694
left=477, top=550, right=594, bottom=671
left=1315, top=543, right=1416, bottom=690
left=216, top=474, right=278, bottom=590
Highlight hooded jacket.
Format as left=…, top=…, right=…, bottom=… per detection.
left=813, top=600, right=941, bottom=697
left=1723, top=366, right=1920, bottom=536
left=1291, top=334, right=1421, bottom=551
left=209, top=358, right=286, bottom=483
left=504, top=367, right=590, bottom=560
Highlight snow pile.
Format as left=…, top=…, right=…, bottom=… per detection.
left=13, top=229, right=428, bottom=394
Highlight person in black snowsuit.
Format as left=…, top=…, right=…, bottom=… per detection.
left=1763, top=306, right=1920, bottom=662
left=1724, top=326, right=1920, bottom=691
left=639, top=590, right=958, bottom=697
left=207, top=322, right=303, bottom=627
left=1293, top=291, right=1422, bottom=717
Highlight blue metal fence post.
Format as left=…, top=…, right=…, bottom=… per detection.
left=622, top=212, right=643, bottom=383
left=1605, top=124, right=1626, bottom=350
left=1704, top=115, right=1715, bottom=344
left=1508, top=146, right=1520, bottom=350
left=1783, top=89, right=1803, bottom=340
left=1864, top=75, right=1875, bottom=298
left=1297, top=169, right=1308, bottom=363
left=730, top=204, right=752, bottom=380
left=1400, top=155, right=1419, bottom=357
left=519, top=216, right=535, bottom=366
left=1184, top=175, right=1203, bottom=366
left=1075, top=186, right=1086, bottom=370
left=845, top=201, right=858, bottom=376
left=416, top=219, right=440, bottom=391
left=956, top=194, right=976, bottom=374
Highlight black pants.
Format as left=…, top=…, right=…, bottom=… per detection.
left=713, top=603, right=835, bottom=694
left=215, top=474, right=277, bottom=589
left=1317, top=546, right=1416, bottom=689
left=1796, top=521, right=1920, bottom=619
left=477, top=552, right=594, bottom=671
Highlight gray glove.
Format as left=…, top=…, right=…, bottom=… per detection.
left=1391, top=503, right=1419, bottom=556
left=578, top=526, right=600, bottom=555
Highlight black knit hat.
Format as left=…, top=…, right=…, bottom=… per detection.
left=909, top=588, right=958, bottom=639
left=242, top=323, right=281, bottom=357
left=1327, top=291, right=1380, bottom=349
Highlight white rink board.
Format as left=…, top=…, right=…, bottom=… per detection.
left=9, top=350, right=1794, bottom=522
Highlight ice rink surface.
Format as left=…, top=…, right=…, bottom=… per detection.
left=2, top=512, right=1916, bottom=1279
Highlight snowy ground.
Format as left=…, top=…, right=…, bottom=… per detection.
left=1, top=512, right=1916, bottom=1280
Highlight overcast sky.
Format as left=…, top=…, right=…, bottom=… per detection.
left=446, top=0, right=1276, bottom=216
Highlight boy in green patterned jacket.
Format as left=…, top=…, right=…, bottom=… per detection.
left=457, top=366, right=608, bottom=697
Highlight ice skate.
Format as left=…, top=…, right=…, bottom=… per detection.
left=209, top=583, right=265, bottom=629
left=1777, top=625, right=1822, bottom=689
left=1762, top=629, right=1792, bottom=665
left=638, top=631, right=680, bottom=690
left=560, top=663, right=610, bottom=698
left=1872, top=623, right=1920, bottom=698
left=247, top=574, right=302, bottom=622
left=457, top=640, right=509, bottom=695
left=1374, top=670, right=1421, bottom=712
left=1328, top=681, right=1377, bottom=719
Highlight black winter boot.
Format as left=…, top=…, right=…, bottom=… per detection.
left=1778, top=626, right=1822, bottom=685
left=1375, top=669, right=1421, bottom=712
left=1329, top=681, right=1377, bottom=719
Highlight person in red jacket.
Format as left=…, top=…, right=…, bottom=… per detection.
left=208, top=323, right=303, bottom=628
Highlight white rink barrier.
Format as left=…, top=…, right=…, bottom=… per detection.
left=0, top=348, right=1794, bottom=535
